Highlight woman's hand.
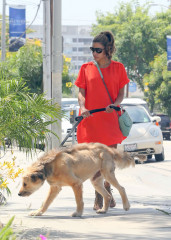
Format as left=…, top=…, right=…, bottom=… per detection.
left=80, top=107, right=91, bottom=118
left=106, top=104, right=113, bottom=113
left=106, top=104, right=118, bottom=113
left=106, top=86, right=125, bottom=113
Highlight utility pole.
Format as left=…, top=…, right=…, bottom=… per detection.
left=43, top=0, right=52, bottom=150
left=43, top=0, right=62, bottom=149
left=43, top=0, right=51, bottom=100
left=51, top=0, right=62, bottom=148
left=1, top=0, right=6, bottom=61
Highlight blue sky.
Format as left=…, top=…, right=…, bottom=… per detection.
left=0, top=0, right=170, bottom=25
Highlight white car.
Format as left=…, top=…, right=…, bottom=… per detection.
left=118, top=105, right=164, bottom=162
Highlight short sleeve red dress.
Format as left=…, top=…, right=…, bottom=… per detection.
left=74, top=60, right=130, bottom=146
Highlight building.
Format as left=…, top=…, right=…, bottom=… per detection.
left=27, top=25, right=93, bottom=75
left=62, top=25, right=93, bottom=74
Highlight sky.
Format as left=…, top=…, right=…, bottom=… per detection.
left=0, top=0, right=170, bottom=26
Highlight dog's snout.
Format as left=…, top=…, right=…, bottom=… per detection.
left=18, top=190, right=31, bottom=197
left=18, top=191, right=25, bottom=196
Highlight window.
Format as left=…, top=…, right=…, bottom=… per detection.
left=78, top=47, right=90, bottom=53
left=125, top=106, right=150, bottom=123
left=78, top=38, right=92, bottom=44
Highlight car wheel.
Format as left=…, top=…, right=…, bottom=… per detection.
left=155, top=148, right=165, bottom=162
left=147, top=154, right=152, bottom=160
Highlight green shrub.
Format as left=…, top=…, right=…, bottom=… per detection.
left=0, top=77, right=63, bottom=150
left=0, top=216, right=16, bottom=240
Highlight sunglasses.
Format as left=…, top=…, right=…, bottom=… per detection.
left=90, top=47, right=104, bottom=54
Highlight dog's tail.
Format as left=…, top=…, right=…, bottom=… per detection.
left=113, top=150, right=146, bottom=169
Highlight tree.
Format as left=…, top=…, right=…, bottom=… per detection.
left=143, top=52, right=171, bottom=115
left=0, top=39, right=43, bottom=93
left=0, top=39, right=72, bottom=96
left=17, top=40, right=43, bottom=93
left=91, top=2, right=171, bottom=89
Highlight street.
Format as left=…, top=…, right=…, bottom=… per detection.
left=0, top=141, right=171, bottom=239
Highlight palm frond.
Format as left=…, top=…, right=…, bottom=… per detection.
left=0, top=78, right=64, bottom=152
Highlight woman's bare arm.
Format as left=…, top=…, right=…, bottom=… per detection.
left=113, top=86, right=125, bottom=106
left=106, top=86, right=125, bottom=113
left=78, top=88, right=90, bottom=118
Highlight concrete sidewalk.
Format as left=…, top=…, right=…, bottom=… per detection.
left=0, top=146, right=171, bottom=239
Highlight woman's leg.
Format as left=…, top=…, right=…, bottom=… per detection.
left=93, top=188, right=103, bottom=210
left=105, top=144, right=117, bottom=207
left=93, top=144, right=117, bottom=210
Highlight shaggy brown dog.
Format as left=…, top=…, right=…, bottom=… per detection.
left=18, top=142, right=145, bottom=217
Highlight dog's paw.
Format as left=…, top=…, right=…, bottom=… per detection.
left=123, top=202, right=130, bottom=211
left=29, top=209, right=43, bottom=216
left=71, top=211, right=82, bottom=217
left=96, top=209, right=107, bottom=214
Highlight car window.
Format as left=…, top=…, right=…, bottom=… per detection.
left=121, top=103, right=151, bottom=114
left=124, top=106, right=150, bottom=123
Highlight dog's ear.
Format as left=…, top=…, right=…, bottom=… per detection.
left=31, top=172, right=45, bottom=182
left=31, top=174, right=38, bottom=182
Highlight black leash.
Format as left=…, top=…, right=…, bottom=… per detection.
left=59, top=106, right=120, bottom=147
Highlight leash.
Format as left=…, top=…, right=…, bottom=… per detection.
left=59, top=106, right=120, bottom=147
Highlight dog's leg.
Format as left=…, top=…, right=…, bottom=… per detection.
left=104, top=171, right=130, bottom=211
left=29, top=185, right=61, bottom=216
left=71, top=183, right=84, bottom=217
left=91, top=176, right=111, bottom=214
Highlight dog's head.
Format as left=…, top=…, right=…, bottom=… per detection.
left=18, top=165, right=46, bottom=197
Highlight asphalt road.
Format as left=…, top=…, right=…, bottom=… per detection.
left=0, top=141, right=171, bottom=240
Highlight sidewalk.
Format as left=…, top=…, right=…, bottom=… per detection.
left=0, top=146, right=171, bottom=239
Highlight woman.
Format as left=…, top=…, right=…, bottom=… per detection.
left=74, top=31, right=129, bottom=210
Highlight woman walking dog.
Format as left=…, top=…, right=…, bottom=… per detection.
left=75, top=31, right=130, bottom=210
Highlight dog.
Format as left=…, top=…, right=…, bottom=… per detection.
left=18, top=142, right=145, bottom=217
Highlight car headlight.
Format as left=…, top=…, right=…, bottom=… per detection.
left=149, top=128, right=159, bottom=137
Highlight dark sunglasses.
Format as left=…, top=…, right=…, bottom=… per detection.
left=90, top=47, right=104, bottom=54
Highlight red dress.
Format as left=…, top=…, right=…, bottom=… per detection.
left=74, top=60, right=130, bottom=145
